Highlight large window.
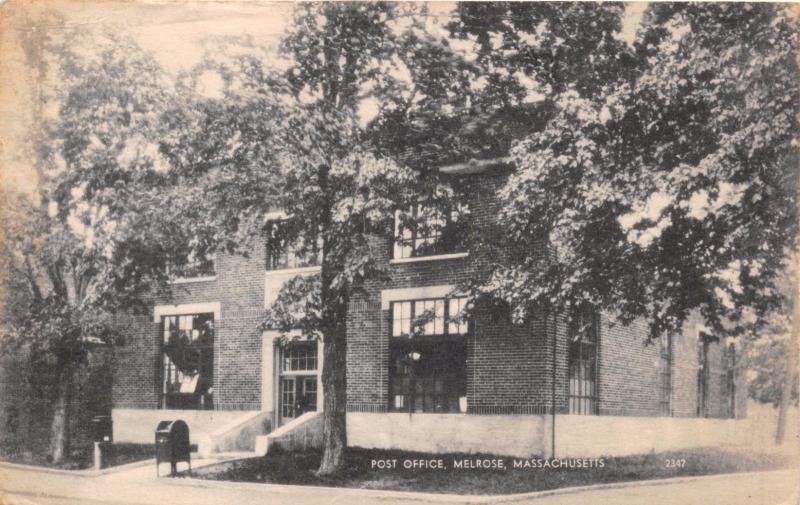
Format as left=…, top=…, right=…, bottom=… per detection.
left=266, top=235, right=322, bottom=271
left=391, top=297, right=469, bottom=338
left=697, top=338, right=710, bottom=417
left=388, top=297, right=468, bottom=413
left=568, top=308, right=599, bottom=415
left=393, top=203, right=468, bottom=259
left=658, top=334, right=673, bottom=416
left=160, top=313, right=214, bottom=410
left=725, top=343, right=736, bottom=418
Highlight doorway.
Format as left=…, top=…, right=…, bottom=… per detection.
left=278, top=341, right=319, bottom=425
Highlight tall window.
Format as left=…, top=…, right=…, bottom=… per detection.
left=568, top=308, right=599, bottom=415
left=697, top=338, right=710, bottom=417
left=393, top=203, right=468, bottom=259
left=725, top=344, right=736, bottom=418
left=266, top=234, right=322, bottom=271
left=389, top=297, right=468, bottom=413
left=658, top=334, right=673, bottom=416
left=160, top=313, right=214, bottom=410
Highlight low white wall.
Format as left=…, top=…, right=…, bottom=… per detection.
left=553, top=414, right=747, bottom=458
left=112, top=408, right=259, bottom=445
left=347, top=413, right=547, bottom=458
left=739, top=400, right=799, bottom=449
left=348, top=413, right=750, bottom=458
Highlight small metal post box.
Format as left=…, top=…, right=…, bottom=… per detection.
left=155, top=419, right=191, bottom=477
left=91, top=415, right=113, bottom=443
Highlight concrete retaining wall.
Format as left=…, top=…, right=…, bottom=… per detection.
left=553, top=414, right=746, bottom=458
left=112, top=408, right=258, bottom=445
left=347, top=413, right=548, bottom=458
left=347, top=412, right=747, bottom=458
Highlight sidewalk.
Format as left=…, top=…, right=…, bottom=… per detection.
left=0, top=459, right=797, bottom=505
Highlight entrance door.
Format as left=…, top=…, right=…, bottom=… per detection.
left=280, top=377, right=296, bottom=425
left=301, top=376, right=317, bottom=414
left=279, top=375, right=318, bottom=425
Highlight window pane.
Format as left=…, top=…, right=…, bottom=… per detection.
left=267, top=234, right=322, bottom=270
left=417, top=300, right=435, bottom=335
left=392, top=302, right=412, bottom=337
left=393, top=203, right=468, bottom=259
left=160, top=313, right=214, bottom=410
left=392, top=303, right=402, bottom=337
left=568, top=309, right=598, bottom=415
left=388, top=339, right=466, bottom=413
left=434, top=300, right=445, bottom=335
left=448, top=297, right=468, bottom=335
left=283, top=343, right=318, bottom=371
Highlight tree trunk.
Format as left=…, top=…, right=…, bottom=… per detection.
left=776, top=272, right=799, bottom=445
left=48, top=367, right=72, bottom=464
left=317, top=322, right=347, bottom=476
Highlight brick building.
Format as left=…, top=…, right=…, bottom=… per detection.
left=111, top=161, right=747, bottom=457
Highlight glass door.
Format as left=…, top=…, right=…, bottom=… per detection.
left=280, top=377, right=296, bottom=425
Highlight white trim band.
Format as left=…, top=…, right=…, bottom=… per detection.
left=153, top=302, right=221, bottom=322
left=264, top=265, right=321, bottom=276
left=380, top=284, right=457, bottom=310
left=389, top=252, right=469, bottom=265
left=263, top=329, right=303, bottom=340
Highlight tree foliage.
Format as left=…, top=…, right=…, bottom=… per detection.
left=472, top=3, right=799, bottom=338
left=165, top=3, right=455, bottom=475
left=1, top=28, right=179, bottom=462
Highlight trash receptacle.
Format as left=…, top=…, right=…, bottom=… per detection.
left=91, top=415, right=113, bottom=443
left=155, top=419, right=191, bottom=477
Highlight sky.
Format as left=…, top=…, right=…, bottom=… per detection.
left=0, top=1, right=648, bottom=196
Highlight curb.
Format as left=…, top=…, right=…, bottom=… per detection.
left=0, top=457, right=155, bottom=477
left=160, top=468, right=796, bottom=504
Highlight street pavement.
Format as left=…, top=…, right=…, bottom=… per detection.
left=0, top=461, right=797, bottom=505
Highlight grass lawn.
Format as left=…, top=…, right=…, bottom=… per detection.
left=0, top=441, right=155, bottom=471
left=184, top=447, right=794, bottom=495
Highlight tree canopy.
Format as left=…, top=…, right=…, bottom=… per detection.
left=1, top=28, right=182, bottom=462
left=471, top=3, right=798, bottom=339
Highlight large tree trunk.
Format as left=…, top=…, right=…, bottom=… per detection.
left=48, top=367, right=72, bottom=464
left=317, top=321, right=347, bottom=476
left=776, top=273, right=799, bottom=445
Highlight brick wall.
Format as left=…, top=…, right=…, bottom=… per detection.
left=597, top=316, right=660, bottom=416
left=346, top=170, right=554, bottom=414
left=112, top=314, right=160, bottom=409
left=111, top=167, right=746, bottom=420
left=113, top=241, right=267, bottom=411
left=344, top=168, right=745, bottom=420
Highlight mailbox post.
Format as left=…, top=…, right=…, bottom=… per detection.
left=155, top=420, right=191, bottom=477
left=91, top=415, right=113, bottom=471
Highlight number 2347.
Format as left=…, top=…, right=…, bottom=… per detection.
left=665, top=459, right=686, bottom=468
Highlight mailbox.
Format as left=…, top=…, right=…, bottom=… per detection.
left=155, top=420, right=191, bottom=477
left=91, top=415, right=113, bottom=443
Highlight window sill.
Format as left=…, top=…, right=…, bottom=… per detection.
left=279, top=370, right=320, bottom=376
left=390, top=252, right=469, bottom=265
left=265, top=266, right=321, bottom=275
left=170, top=275, right=217, bottom=285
